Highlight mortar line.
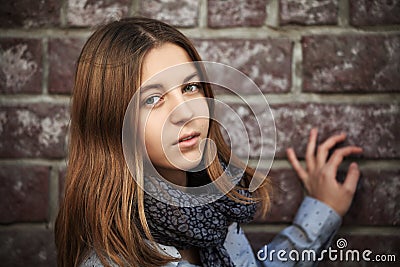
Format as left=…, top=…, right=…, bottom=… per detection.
left=242, top=224, right=400, bottom=236
left=48, top=164, right=60, bottom=228
left=249, top=159, right=400, bottom=171
left=60, top=0, right=67, bottom=27
left=291, top=40, right=302, bottom=95
left=129, top=0, right=140, bottom=16
left=338, top=0, right=350, bottom=27
left=265, top=0, right=279, bottom=29
left=215, top=93, right=400, bottom=105
left=198, top=0, right=208, bottom=28
left=42, top=38, right=49, bottom=95
left=1, top=26, right=399, bottom=39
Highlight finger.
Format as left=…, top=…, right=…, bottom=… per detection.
left=342, top=162, right=360, bottom=195
left=286, top=148, right=308, bottom=181
left=327, top=146, right=363, bottom=170
left=305, top=128, right=318, bottom=172
left=316, top=133, right=347, bottom=167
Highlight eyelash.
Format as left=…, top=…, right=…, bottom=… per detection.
left=142, top=82, right=203, bottom=107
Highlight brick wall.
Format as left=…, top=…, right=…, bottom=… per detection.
left=0, top=0, right=399, bottom=266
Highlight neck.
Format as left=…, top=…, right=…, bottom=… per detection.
left=156, top=167, right=187, bottom=187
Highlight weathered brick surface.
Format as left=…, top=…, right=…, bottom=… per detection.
left=0, top=0, right=399, bottom=264
left=0, top=229, right=56, bottom=267
left=244, top=231, right=275, bottom=252
left=48, top=38, right=86, bottom=94
left=139, top=0, right=200, bottom=27
left=208, top=0, right=267, bottom=28
left=66, top=0, right=130, bottom=27
left=254, top=168, right=304, bottom=223
left=280, top=0, right=338, bottom=25
left=194, top=39, right=293, bottom=93
left=254, top=168, right=399, bottom=225
left=0, top=0, right=60, bottom=28
left=0, top=39, right=42, bottom=94
left=272, top=103, right=399, bottom=159
left=302, top=34, right=400, bottom=93
left=0, top=165, right=50, bottom=223
left=58, top=167, right=66, bottom=202
left=217, top=103, right=399, bottom=159
left=0, top=103, right=69, bottom=158
left=254, top=170, right=400, bottom=226
left=344, top=169, right=400, bottom=226
left=245, top=232, right=400, bottom=266
left=350, top=0, right=400, bottom=26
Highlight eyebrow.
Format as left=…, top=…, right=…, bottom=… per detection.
left=140, top=72, right=199, bottom=92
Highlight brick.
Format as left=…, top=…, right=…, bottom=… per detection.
left=215, top=103, right=399, bottom=159
left=58, top=167, right=66, bottom=202
left=139, top=0, right=200, bottom=27
left=245, top=231, right=400, bottom=266
left=0, top=165, right=50, bottom=223
left=0, top=39, right=42, bottom=94
left=302, top=34, right=400, bottom=93
left=194, top=39, right=293, bottom=93
left=208, top=0, right=267, bottom=28
left=0, top=103, right=69, bottom=158
left=66, top=0, right=130, bottom=27
left=344, top=169, right=400, bottom=226
left=272, top=103, right=399, bottom=159
left=0, top=228, right=56, bottom=267
left=350, top=0, right=400, bottom=26
left=254, top=169, right=399, bottom=226
left=280, top=0, right=338, bottom=25
left=254, top=169, right=304, bottom=223
left=0, top=0, right=60, bottom=28
left=48, top=38, right=86, bottom=94
left=244, top=231, right=275, bottom=252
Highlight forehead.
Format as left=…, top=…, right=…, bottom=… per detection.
left=141, top=43, right=195, bottom=84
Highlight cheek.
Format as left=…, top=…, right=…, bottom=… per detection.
left=201, top=118, right=210, bottom=135
left=197, top=100, right=210, bottom=134
left=144, top=117, right=163, bottom=149
left=139, top=112, right=163, bottom=160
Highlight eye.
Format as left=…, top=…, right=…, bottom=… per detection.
left=183, top=83, right=202, bottom=93
left=144, top=95, right=162, bottom=106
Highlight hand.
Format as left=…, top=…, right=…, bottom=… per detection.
left=286, top=128, right=363, bottom=217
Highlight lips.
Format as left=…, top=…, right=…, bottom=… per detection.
left=179, top=132, right=200, bottom=142
left=173, top=131, right=201, bottom=146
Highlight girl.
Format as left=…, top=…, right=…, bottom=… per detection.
left=55, top=17, right=363, bottom=267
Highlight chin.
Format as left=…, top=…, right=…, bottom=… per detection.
left=173, top=154, right=203, bottom=171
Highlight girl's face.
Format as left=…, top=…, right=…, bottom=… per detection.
left=139, top=43, right=210, bottom=179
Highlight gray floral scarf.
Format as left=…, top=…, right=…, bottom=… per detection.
left=143, top=163, right=257, bottom=267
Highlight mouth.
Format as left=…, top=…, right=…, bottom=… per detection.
left=174, top=132, right=201, bottom=148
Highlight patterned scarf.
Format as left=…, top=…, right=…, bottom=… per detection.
left=143, top=163, right=257, bottom=267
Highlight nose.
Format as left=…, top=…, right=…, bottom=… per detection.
left=168, top=90, right=194, bottom=125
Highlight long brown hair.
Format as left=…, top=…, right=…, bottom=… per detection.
left=55, top=17, right=272, bottom=267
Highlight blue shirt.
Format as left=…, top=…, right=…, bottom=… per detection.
left=81, top=197, right=342, bottom=267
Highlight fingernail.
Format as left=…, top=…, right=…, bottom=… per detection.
left=350, top=162, right=358, bottom=168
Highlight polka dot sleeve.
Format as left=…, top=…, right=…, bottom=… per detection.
left=257, top=196, right=342, bottom=267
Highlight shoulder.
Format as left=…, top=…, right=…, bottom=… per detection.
left=80, top=245, right=181, bottom=267
left=79, top=251, right=109, bottom=267
left=79, top=223, right=254, bottom=267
